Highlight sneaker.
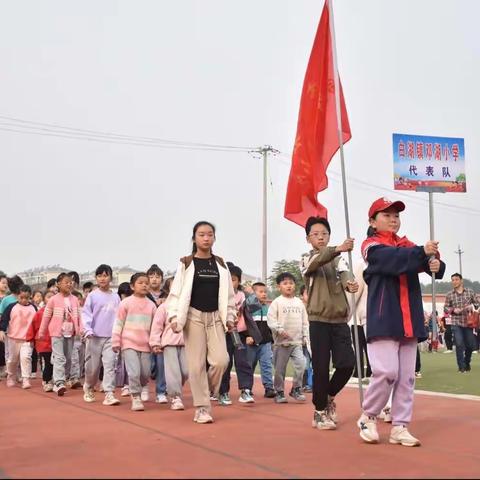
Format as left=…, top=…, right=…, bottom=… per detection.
left=155, top=393, right=168, bottom=404
left=218, top=393, right=233, bottom=406
left=239, top=389, right=255, bottom=403
left=121, top=385, right=130, bottom=397
left=6, top=377, right=16, bottom=388
left=289, top=387, right=306, bottom=402
left=43, top=382, right=54, bottom=393
left=312, top=410, right=336, bottom=430
left=140, top=386, right=150, bottom=402
left=415, top=372, right=422, bottom=379
left=65, top=380, right=73, bottom=389
left=209, top=393, right=218, bottom=401
left=381, top=407, right=392, bottom=423
left=70, top=378, right=82, bottom=389
left=22, top=379, right=32, bottom=389
left=458, top=369, right=466, bottom=373
left=326, top=396, right=337, bottom=422
left=131, top=395, right=145, bottom=411
left=465, top=365, right=471, bottom=372
left=303, top=385, right=313, bottom=393
left=389, top=426, right=421, bottom=447
left=83, top=387, right=96, bottom=403
left=54, top=383, right=67, bottom=396
left=103, top=392, right=120, bottom=406
left=194, top=407, right=213, bottom=424
left=171, top=396, right=185, bottom=411
left=30, top=372, right=37, bottom=379
left=443, top=349, right=453, bottom=353
left=264, top=387, right=276, bottom=398
left=274, top=391, right=288, bottom=404
left=357, top=413, right=379, bottom=443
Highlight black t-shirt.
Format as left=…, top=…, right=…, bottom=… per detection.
left=190, top=257, right=220, bottom=312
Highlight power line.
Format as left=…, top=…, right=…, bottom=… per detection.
left=0, top=115, right=254, bottom=152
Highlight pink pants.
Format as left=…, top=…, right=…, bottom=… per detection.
left=362, top=337, right=417, bottom=426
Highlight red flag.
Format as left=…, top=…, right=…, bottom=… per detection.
left=284, top=0, right=351, bottom=227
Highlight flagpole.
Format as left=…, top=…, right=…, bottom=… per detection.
left=327, top=0, right=364, bottom=405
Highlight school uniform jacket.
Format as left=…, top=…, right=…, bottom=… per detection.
left=361, top=231, right=446, bottom=342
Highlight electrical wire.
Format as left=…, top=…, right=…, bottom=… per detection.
left=0, top=115, right=255, bottom=152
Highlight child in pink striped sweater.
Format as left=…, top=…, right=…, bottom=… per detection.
left=112, top=273, right=156, bottom=411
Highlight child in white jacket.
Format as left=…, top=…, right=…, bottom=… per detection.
left=267, top=273, right=308, bottom=404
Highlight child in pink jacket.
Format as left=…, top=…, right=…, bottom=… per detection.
left=39, top=273, right=82, bottom=396
left=150, top=302, right=188, bottom=411
left=0, top=285, right=37, bottom=389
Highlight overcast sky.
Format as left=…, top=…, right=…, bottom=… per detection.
left=1, top=0, right=479, bottom=283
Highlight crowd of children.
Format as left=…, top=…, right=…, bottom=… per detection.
left=0, top=198, right=457, bottom=447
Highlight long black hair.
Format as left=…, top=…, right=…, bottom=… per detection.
left=191, top=221, right=216, bottom=254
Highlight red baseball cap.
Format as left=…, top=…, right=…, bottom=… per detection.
left=368, top=197, right=405, bottom=219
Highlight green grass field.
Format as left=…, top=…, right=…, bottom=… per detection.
left=282, top=350, right=480, bottom=397
left=412, top=351, right=480, bottom=396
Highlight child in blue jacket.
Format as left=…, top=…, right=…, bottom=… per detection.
left=357, top=198, right=445, bottom=447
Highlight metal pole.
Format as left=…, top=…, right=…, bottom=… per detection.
left=327, top=0, right=364, bottom=404
left=262, top=147, right=268, bottom=283
left=455, top=245, right=464, bottom=276
left=429, top=192, right=438, bottom=340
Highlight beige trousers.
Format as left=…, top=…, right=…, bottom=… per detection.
left=183, top=308, right=229, bottom=407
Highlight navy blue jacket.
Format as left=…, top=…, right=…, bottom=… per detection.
left=362, top=232, right=446, bottom=342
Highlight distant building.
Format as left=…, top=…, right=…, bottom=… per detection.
left=17, top=265, right=142, bottom=290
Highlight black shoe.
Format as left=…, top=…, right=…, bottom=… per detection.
left=264, top=388, right=276, bottom=398
left=458, top=369, right=466, bottom=373
left=465, top=365, right=471, bottom=372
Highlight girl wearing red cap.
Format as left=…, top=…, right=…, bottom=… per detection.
left=357, top=198, right=445, bottom=447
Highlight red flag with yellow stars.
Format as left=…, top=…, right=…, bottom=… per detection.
left=284, top=0, right=351, bottom=227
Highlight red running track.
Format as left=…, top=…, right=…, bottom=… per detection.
left=0, top=377, right=479, bottom=479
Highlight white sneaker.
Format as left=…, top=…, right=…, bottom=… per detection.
left=357, top=413, right=379, bottom=443
left=194, top=407, right=213, bottom=424
left=171, top=396, right=185, bottom=411
left=140, top=386, right=150, bottom=402
left=443, top=349, right=453, bottom=354
left=22, top=379, right=32, bottom=389
left=131, top=395, right=145, bottom=411
left=389, top=426, right=421, bottom=447
left=238, top=389, right=255, bottom=403
left=312, top=410, right=336, bottom=430
left=43, top=382, right=54, bottom=393
left=103, top=391, right=120, bottom=406
left=121, top=385, right=130, bottom=397
left=326, top=397, right=338, bottom=423
left=381, top=407, right=392, bottom=423
left=210, top=393, right=218, bottom=401
left=30, top=372, right=37, bottom=379
left=155, top=393, right=168, bottom=404
left=83, top=387, right=96, bottom=403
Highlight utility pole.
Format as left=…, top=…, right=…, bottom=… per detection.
left=252, top=145, right=278, bottom=283
left=455, top=245, right=464, bottom=276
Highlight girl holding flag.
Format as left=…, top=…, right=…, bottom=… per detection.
left=357, top=198, right=445, bottom=447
